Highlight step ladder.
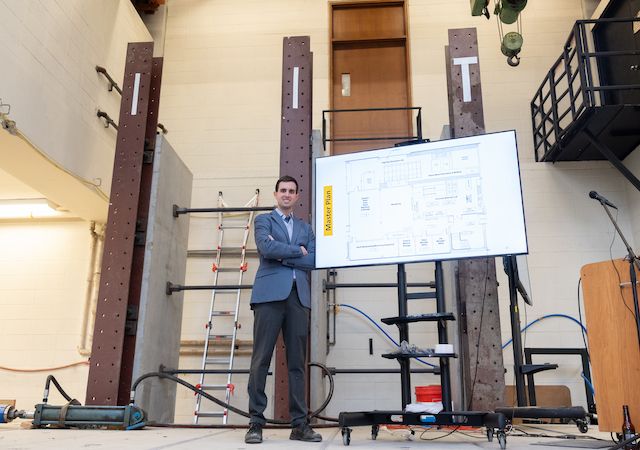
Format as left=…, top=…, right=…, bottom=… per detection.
left=194, top=189, right=260, bottom=424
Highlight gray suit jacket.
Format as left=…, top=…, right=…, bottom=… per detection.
left=250, top=210, right=316, bottom=308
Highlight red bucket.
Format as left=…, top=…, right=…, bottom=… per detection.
left=415, top=385, right=442, bottom=403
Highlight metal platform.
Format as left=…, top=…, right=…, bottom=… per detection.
left=537, top=104, right=640, bottom=162
left=531, top=18, right=640, bottom=172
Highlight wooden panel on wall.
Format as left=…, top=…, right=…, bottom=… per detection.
left=581, top=258, right=640, bottom=432
left=332, top=2, right=406, bottom=41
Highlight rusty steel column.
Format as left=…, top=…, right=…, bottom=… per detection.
left=86, top=43, right=161, bottom=405
left=446, top=28, right=505, bottom=411
left=275, top=36, right=313, bottom=421
left=118, top=56, right=164, bottom=404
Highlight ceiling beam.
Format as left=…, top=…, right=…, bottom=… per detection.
left=0, top=130, right=108, bottom=222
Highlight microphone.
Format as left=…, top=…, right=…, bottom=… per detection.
left=589, top=190, right=618, bottom=209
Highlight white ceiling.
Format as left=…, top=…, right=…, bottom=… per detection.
left=0, top=166, right=43, bottom=200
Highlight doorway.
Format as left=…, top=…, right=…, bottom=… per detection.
left=329, top=1, right=413, bottom=155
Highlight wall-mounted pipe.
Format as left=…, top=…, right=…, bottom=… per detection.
left=78, top=222, right=104, bottom=356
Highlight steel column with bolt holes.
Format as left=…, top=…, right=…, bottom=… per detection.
left=274, top=36, right=313, bottom=421
left=119, top=56, right=164, bottom=405
left=86, top=43, right=161, bottom=406
left=446, top=28, right=506, bottom=411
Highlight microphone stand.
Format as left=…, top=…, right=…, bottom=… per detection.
left=597, top=200, right=640, bottom=350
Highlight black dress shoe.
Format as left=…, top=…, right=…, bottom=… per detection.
left=245, top=423, right=263, bottom=444
left=289, top=423, right=322, bottom=442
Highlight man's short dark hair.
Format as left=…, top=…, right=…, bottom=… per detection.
left=275, top=175, right=298, bottom=192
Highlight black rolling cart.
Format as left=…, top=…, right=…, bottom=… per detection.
left=338, top=261, right=508, bottom=447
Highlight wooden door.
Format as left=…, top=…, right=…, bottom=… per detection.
left=330, top=1, right=412, bottom=155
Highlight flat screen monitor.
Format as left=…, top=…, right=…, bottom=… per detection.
left=314, top=130, right=527, bottom=269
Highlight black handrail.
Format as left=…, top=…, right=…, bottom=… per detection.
left=96, top=65, right=168, bottom=134
left=95, top=65, right=123, bottom=95
left=322, top=106, right=423, bottom=150
left=173, top=204, right=273, bottom=217
left=531, top=18, right=640, bottom=162
left=96, top=109, right=118, bottom=130
left=166, top=282, right=254, bottom=295
left=324, top=282, right=435, bottom=290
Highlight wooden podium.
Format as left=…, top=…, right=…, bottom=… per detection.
left=581, top=259, right=640, bottom=432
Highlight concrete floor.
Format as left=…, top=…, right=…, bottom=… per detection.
left=0, top=421, right=615, bottom=450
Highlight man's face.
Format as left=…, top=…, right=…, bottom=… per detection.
left=274, top=181, right=299, bottom=212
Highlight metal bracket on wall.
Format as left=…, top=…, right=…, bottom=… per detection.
left=96, top=110, right=118, bottom=130
left=95, top=65, right=167, bottom=136
left=95, top=65, right=123, bottom=95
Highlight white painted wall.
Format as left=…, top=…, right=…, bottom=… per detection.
left=0, top=0, right=151, bottom=196
left=624, top=150, right=640, bottom=253
left=0, top=221, right=92, bottom=407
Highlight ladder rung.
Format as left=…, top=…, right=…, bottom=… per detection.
left=212, top=263, right=248, bottom=273
left=200, top=384, right=230, bottom=390
left=219, top=225, right=249, bottom=230
left=208, top=334, right=234, bottom=340
left=195, top=411, right=226, bottom=417
left=206, top=357, right=231, bottom=364
left=219, top=246, right=246, bottom=252
left=211, top=311, right=234, bottom=316
left=212, top=290, right=238, bottom=294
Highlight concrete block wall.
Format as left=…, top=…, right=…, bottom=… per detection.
left=0, top=221, right=91, bottom=407
left=624, top=150, right=640, bottom=248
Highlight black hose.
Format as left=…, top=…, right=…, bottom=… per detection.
left=608, top=434, right=640, bottom=450
left=307, top=362, right=337, bottom=421
left=131, top=362, right=338, bottom=425
left=43, top=375, right=75, bottom=404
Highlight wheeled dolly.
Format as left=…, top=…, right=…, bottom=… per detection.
left=338, top=410, right=508, bottom=447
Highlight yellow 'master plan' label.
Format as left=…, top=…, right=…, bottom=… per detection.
left=323, top=186, right=333, bottom=236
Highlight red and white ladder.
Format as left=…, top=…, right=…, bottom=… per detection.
left=194, top=189, right=260, bottom=424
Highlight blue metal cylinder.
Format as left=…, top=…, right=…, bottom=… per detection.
left=32, top=404, right=146, bottom=429
left=1, top=404, right=14, bottom=423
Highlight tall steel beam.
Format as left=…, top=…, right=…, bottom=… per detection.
left=274, top=36, right=313, bottom=420
left=86, top=43, right=161, bottom=405
left=446, top=29, right=506, bottom=411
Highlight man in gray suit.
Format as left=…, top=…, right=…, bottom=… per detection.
left=245, top=175, right=322, bottom=444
